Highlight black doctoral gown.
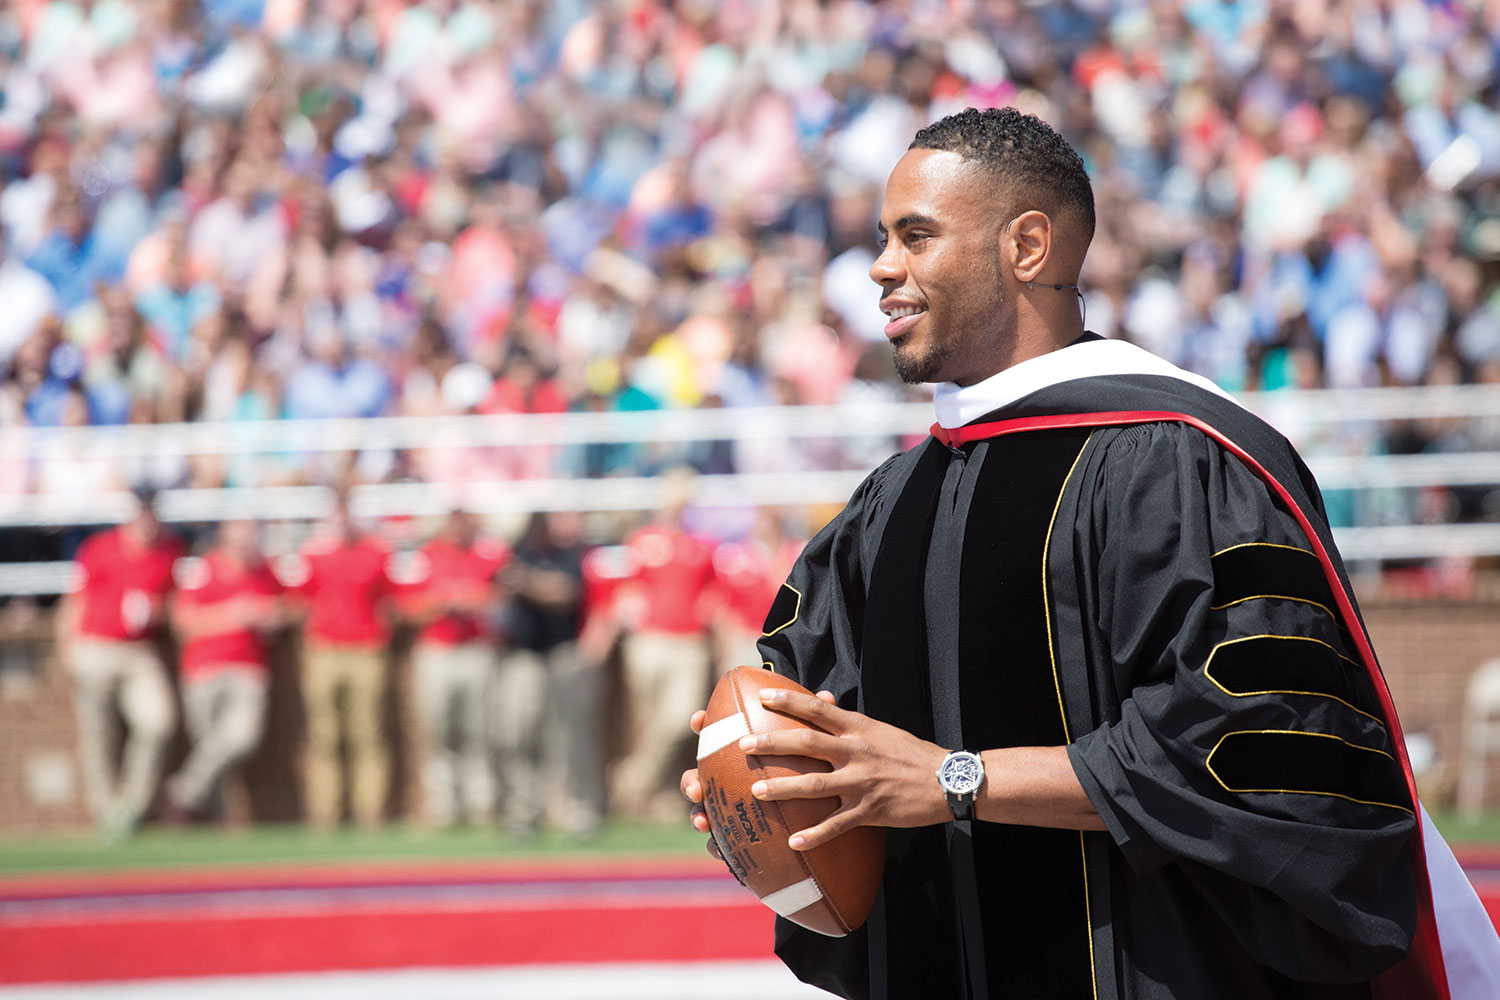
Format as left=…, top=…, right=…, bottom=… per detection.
left=756, top=373, right=1437, bottom=1000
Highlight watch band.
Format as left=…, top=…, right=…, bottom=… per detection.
left=945, top=786, right=977, bottom=822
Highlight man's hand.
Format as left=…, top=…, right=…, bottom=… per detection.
left=679, top=691, right=848, bottom=859
left=684, top=688, right=1105, bottom=856
left=680, top=710, right=722, bottom=860
left=738, top=687, right=950, bottom=852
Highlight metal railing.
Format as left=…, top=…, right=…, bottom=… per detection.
left=3, top=385, right=1500, bottom=595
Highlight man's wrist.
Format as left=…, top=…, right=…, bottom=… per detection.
left=937, top=749, right=986, bottom=821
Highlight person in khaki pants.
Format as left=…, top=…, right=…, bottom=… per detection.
left=610, top=473, right=716, bottom=821
left=55, top=489, right=185, bottom=837
left=400, top=509, right=508, bottom=828
left=164, top=519, right=285, bottom=822
left=287, top=499, right=396, bottom=829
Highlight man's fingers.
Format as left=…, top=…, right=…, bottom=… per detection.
left=747, top=767, right=858, bottom=803
left=750, top=771, right=840, bottom=802
left=689, top=709, right=707, bottom=735
left=738, top=726, right=844, bottom=762
left=787, top=806, right=860, bottom=852
left=680, top=766, right=703, bottom=803
left=690, top=804, right=710, bottom=833
left=759, top=688, right=849, bottom=729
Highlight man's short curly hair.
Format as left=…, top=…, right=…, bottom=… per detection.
left=910, top=107, right=1095, bottom=244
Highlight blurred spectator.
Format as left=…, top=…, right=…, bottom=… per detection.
left=288, top=495, right=396, bottom=829
left=502, top=510, right=595, bottom=838
left=164, top=519, right=285, bottom=823
left=25, top=187, right=111, bottom=312
left=400, top=509, right=507, bottom=829
left=134, top=240, right=221, bottom=364
left=186, top=158, right=286, bottom=295
left=710, top=507, right=805, bottom=677
left=34, top=381, right=125, bottom=536
left=609, top=467, right=716, bottom=820
left=54, top=488, right=184, bottom=836
left=479, top=347, right=569, bottom=481
left=0, top=228, right=57, bottom=364
left=282, top=323, right=393, bottom=421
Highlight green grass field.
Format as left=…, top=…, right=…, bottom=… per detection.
left=1425, top=810, right=1500, bottom=850
left=2, top=812, right=1498, bottom=877
left=0, top=820, right=711, bottom=876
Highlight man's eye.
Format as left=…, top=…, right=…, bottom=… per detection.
left=876, top=236, right=888, bottom=250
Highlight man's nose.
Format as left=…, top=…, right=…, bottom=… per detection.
left=870, top=242, right=904, bottom=286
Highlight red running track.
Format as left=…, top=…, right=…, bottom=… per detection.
left=0, top=857, right=771, bottom=984
left=3, top=853, right=1499, bottom=986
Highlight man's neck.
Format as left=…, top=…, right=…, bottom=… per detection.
left=953, top=325, right=1080, bottom=387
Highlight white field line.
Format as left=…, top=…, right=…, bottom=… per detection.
left=0, top=961, right=827, bottom=1000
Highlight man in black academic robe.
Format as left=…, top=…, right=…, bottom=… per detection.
left=682, top=108, right=1478, bottom=999
left=759, top=348, right=1430, bottom=999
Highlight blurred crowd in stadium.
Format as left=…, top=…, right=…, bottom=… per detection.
left=3, top=0, right=1500, bottom=830
left=1, top=0, right=1499, bottom=481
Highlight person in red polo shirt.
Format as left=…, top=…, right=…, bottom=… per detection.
left=55, top=488, right=185, bottom=836
left=289, top=496, right=397, bottom=829
left=710, top=506, right=806, bottom=676
left=163, top=519, right=284, bottom=822
left=400, top=509, right=508, bottom=828
left=610, top=469, right=716, bottom=820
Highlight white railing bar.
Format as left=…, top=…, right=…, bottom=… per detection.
left=2, top=385, right=1500, bottom=459
left=1, top=403, right=930, bottom=458
left=11, top=451, right=1500, bottom=528
left=1333, top=523, right=1500, bottom=562
left=0, top=562, right=79, bottom=596
left=7, top=523, right=1500, bottom=597
left=1307, top=452, right=1500, bottom=489
left=0, top=472, right=875, bottom=527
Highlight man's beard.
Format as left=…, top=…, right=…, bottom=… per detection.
left=891, top=331, right=955, bottom=384
left=889, top=271, right=1004, bottom=384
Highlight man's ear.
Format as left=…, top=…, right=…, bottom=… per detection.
left=1005, top=210, right=1052, bottom=284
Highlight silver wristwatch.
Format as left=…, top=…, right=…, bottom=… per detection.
left=937, top=749, right=985, bottom=822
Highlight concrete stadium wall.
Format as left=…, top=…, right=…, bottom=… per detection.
left=1, top=598, right=1498, bottom=835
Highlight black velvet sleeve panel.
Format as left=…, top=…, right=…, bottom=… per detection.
left=757, top=451, right=905, bottom=714
left=1064, top=421, right=1416, bottom=985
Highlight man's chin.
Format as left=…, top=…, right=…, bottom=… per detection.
left=891, top=343, right=944, bottom=385
left=894, top=353, right=942, bottom=386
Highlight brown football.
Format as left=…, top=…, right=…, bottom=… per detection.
left=696, top=665, right=886, bottom=937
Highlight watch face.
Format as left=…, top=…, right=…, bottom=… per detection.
left=939, top=752, right=983, bottom=795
